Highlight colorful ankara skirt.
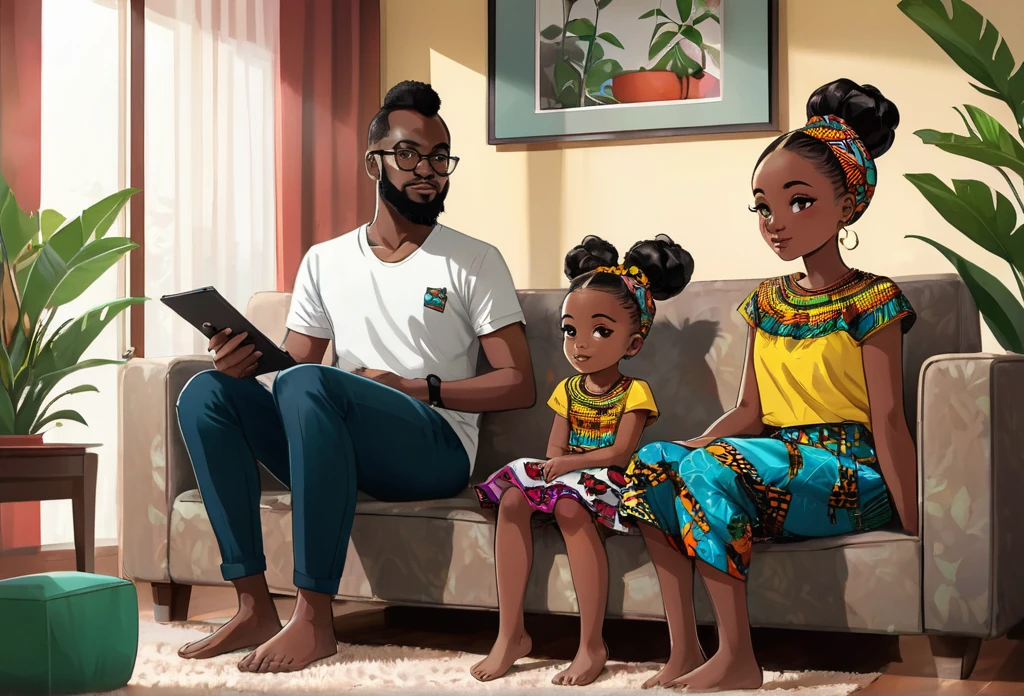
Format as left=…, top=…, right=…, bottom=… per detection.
left=475, top=458, right=633, bottom=533
left=619, top=423, right=894, bottom=579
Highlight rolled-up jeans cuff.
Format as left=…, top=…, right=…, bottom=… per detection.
left=220, top=558, right=267, bottom=582
left=293, top=570, right=340, bottom=596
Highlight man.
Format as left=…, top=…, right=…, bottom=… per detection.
left=175, top=81, right=535, bottom=673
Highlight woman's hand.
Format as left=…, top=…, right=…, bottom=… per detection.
left=542, top=455, right=579, bottom=483
left=678, top=435, right=717, bottom=449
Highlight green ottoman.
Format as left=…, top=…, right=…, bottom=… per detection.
left=0, top=572, right=138, bottom=695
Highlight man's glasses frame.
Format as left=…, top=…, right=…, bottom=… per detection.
left=369, top=148, right=460, bottom=176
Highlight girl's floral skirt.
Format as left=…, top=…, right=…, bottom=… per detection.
left=474, top=458, right=632, bottom=533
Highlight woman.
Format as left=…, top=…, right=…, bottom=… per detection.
left=619, top=78, right=917, bottom=692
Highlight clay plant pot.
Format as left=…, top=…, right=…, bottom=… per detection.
left=0, top=434, right=45, bottom=447
left=611, top=70, right=682, bottom=104
left=682, top=73, right=721, bottom=100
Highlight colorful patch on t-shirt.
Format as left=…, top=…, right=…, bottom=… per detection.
left=424, top=287, right=447, bottom=312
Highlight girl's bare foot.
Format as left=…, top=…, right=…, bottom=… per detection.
left=641, top=652, right=705, bottom=689
left=237, top=590, right=337, bottom=673
left=666, top=647, right=763, bottom=692
left=552, top=640, right=607, bottom=686
left=470, top=631, right=533, bottom=682
left=178, top=577, right=281, bottom=659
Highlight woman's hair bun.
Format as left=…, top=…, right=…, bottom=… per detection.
left=806, top=78, right=899, bottom=159
left=623, top=234, right=694, bottom=301
left=564, top=235, right=619, bottom=280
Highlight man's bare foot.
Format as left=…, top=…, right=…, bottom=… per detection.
left=237, top=589, right=338, bottom=673
left=552, top=640, right=607, bottom=686
left=666, top=647, right=763, bottom=692
left=641, top=652, right=705, bottom=689
left=178, top=577, right=281, bottom=659
left=470, top=630, right=533, bottom=682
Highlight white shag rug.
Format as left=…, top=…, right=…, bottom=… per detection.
left=94, top=621, right=880, bottom=695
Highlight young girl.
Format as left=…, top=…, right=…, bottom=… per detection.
left=619, top=78, right=917, bottom=692
left=470, top=234, right=694, bottom=686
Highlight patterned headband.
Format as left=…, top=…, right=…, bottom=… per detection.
left=799, top=114, right=877, bottom=219
left=593, top=265, right=656, bottom=339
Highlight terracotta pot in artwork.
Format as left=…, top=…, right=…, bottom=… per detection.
left=612, top=70, right=682, bottom=103
left=0, top=434, right=45, bottom=448
left=682, top=73, right=721, bottom=100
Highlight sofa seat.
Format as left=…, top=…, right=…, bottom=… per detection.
left=169, top=487, right=922, bottom=633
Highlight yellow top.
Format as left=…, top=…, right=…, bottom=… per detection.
left=738, top=270, right=915, bottom=431
left=547, top=375, right=659, bottom=452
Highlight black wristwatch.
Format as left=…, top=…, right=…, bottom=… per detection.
left=426, top=374, right=445, bottom=408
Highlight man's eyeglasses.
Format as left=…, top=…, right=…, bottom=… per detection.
left=369, top=148, right=460, bottom=176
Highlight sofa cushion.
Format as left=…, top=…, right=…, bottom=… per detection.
left=169, top=489, right=921, bottom=633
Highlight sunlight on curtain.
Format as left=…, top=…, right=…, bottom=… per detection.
left=39, top=0, right=123, bottom=545
left=144, top=0, right=279, bottom=357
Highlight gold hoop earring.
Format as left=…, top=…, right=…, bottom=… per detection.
left=840, top=227, right=859, bottom=251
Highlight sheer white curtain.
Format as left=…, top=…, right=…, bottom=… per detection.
left=39, top=0, right=124, bottom=545
left=144, top=0, right=278, bottom=358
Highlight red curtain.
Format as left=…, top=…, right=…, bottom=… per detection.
left=0, top=0, right=41, bottom=550
left=275, top=0, right=380, bottom=292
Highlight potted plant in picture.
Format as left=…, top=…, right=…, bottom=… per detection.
left=0, top=174, right=144, bottom=445
left=540, top=0, right=626, bottom=108
left=898, top=0, right=1024, bottom=353
left=612, top=0, right=720, bottom=104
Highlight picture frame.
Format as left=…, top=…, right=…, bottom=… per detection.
left=487, top=0, right=779, bottom=145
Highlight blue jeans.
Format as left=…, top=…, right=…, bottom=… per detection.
left=176, top=364, right=470, bottom=595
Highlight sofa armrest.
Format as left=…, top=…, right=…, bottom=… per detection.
left=121, top=355, right=213, bottom=584
left=918, top=352, right=1024, bottom=638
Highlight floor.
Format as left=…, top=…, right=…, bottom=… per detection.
left=134, top=582, right=1024, bottom=695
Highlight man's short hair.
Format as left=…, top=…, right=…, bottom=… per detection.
left=367, top=81, right=449, bottom=147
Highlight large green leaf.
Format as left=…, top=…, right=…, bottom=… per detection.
left=36, top=384, right=98, bottom=427
left=0, top=341, right=12, bottom=391
left=597, top=31, right=623, bottom=50
left=80, top=188, right=136, bottom=245
left=540, top=24, right=562, bottom=41
left=898, top=0, right=1024, bottom=134
left=0, top=385, right=14, bottom=435
left=585, top=59, right=623, bottom=98
left=904, top=174, right=1019, bottom=264
left=649, top=27, right=677, bottom=59
left=565, top=17, right=595, bottom=40
left=16, top=358, right=122, bottom=433
left=679, top=24, right=703, bottom=48
left=34, top=297, right=145, bottom=379
left=0, top=191, right=39, bottom=263
left=675, top=0, right=692, bottom=22
left=31, top=409, right=87, bottom=434
left=908, top=234, right=1024, bottom=352
left=49, top=237, right=137, bottom=307
left=915, top=106, right=1024, bottom=180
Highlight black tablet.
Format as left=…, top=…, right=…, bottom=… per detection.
left=160, top=287, right=297, bottom=375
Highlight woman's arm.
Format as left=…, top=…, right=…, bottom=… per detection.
left=542, top=410, right=647, bottom=481
left=682, top=326, right=764, bottom=447
left=862, top=322, right=918, bottom=536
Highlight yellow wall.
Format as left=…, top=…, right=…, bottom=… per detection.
left=381, top=0, right=1024, bottom=352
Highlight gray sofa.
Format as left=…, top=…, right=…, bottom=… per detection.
left=120, top=273, right=1024, bottom=679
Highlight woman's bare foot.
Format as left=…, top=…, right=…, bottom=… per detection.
left=178, top=576, right=281, bottom=659
left=552, top=640, right=607, bottom=686
left=237, top=589, right=337, bottom=673
left=666, top=647, right=763, bottom=692
left=470, top=630, right=533, bottom=682
left=641, top=652, right=705, bottom=689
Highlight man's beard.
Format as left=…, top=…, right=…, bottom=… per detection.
left=378, top=167, right=449, bottom=227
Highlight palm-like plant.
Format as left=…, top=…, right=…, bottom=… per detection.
left=0, top=173, right=145, bottom=435
left=899, top=0, right=1024, bottom=352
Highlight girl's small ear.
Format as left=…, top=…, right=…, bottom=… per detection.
left=626, top=334, right=644, bottom=358
left=366, top=153, right=380, bottom=180
left=838, top=193, right=856, bottom=229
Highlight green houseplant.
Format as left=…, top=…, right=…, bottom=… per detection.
left=0, top=174, right=144, bottom=439
left=540, top=0, right=626, bottom=108
left=899, top=0, right=1024, bottom=353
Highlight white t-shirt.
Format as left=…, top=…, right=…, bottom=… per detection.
left=284, top=223, right=525, bottom=472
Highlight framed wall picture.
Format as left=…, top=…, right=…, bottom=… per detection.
left=487, top=0, right=779, bottom=144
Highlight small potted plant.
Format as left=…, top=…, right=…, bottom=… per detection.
left=613, top=0, right=720, bottom=103
left=0, top=174, right=145, bottom=444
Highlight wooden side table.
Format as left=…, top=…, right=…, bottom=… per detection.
left=0, top=446, right=98, bottom=573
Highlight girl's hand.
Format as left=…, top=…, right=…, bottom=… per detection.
left=542, top=456, right=578, bottom=482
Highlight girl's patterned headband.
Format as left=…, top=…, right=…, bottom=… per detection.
left=799, top=114, right=877, bottom=219
left=592, top=265, right=656, bottom=338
